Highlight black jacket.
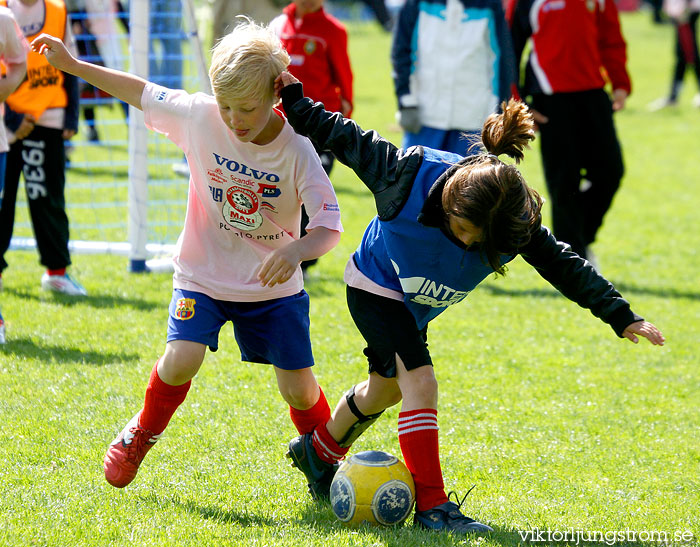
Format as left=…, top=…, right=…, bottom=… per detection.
left=281, top=83, right=642, bottom=337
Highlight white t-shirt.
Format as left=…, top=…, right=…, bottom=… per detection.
left=142, top=83, right=343, bottom=302
left=0, top=6, right=29, bottom=153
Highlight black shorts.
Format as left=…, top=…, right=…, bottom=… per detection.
left=346, top=285, right=432, bottom=378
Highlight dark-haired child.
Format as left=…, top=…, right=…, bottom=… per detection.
left=275, top=72, right=664, bottom=535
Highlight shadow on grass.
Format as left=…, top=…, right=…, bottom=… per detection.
left=0, top=337, right=140, bottom=365
left=482, top=285, right=561, bottom=299
left=612, top=282, right=700, bottom=301
left=4, top=287, right=161, bottom=311
left=143, top=493, right=278, bottom=528
left=482, top=282, right=700, bottom=301
left=292, top=502, right=491, bottom=547
left=293, top=509, right=689, bottom=547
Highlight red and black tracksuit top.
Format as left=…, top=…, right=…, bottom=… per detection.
left=271, top=4, right=353, bottom=116
left=507, top=0, right=631, bottom=97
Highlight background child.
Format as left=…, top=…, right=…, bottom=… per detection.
left=508, top=0, right=631, bottom=266
left=649, top=0, right=700, bottom=110
left=32, top=19, right=342, bottom=488
left=276, top=72, right=664, bottom=534
left=0, top=0, right=84, bottom=296
left=271, top=0, right=353, bottom=274
left=392, top=0, right=515, bottom=154
left=0, top=4, right=29, bottom=343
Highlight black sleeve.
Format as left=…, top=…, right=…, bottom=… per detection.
left=390, top=0, right=419, bottom=105
left=3, top=105, right=23, bottom=133
left=520, top=226, right=643, bottom=337
left=281, top=82, right=423, bottom=220
left=63, top=72, right=80, bottom=133
left=492, top=0, right=517, bottom=103
left=507, top=0, right=533, bottom=96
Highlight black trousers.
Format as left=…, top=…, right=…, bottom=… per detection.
left=0, top=125, right=71, bottom=272
left=671, top=13, right=700, bottom=100
left=531, top=89, right=624, bottom=258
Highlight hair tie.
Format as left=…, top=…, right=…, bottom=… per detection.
left=485, top=153, right=500, bottom=162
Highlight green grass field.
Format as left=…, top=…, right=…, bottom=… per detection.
left=1, top=10, right=699, bottom=547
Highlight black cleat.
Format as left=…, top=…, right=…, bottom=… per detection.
left=286, top=433, right=339, bottom=501
left=414, top=489, right=493, bottom=534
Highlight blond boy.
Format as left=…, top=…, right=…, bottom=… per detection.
left=33, top=20, right=342, bottom=490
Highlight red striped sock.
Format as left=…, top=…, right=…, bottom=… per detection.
left=138, top=361, right=191, bottom=435
left=312, top=422, right=350, bottom=464
left=398, top=408, right=448, bottom=512
left=288, top=387, right=331, bottom=435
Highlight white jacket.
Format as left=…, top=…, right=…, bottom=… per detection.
left=391, top=0, right=516, bottom=131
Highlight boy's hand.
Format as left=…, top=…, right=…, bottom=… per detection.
left=274, top=71, right=300, bottom=98
left=257, top=244, right=302, bottom=287
left=622, top=320, right=665, bottom=346
left=31, top=33, right=78, bottom=72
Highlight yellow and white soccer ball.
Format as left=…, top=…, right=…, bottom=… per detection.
left=330, top=450, right=415, bottom=527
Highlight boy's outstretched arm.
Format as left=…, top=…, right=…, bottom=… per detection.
left=31, top=33, right=147, bottom=110
left=257, top=227, right=341, bottom=288
left=622, top=321, right=665, bottom=346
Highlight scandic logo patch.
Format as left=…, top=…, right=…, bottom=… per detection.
left=175, top=298, right=196, bottom=320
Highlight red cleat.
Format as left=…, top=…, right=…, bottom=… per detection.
left=104, top=413, right=161, bottom=488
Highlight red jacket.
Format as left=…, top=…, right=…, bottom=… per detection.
left=271, top=4, right=353, bottom=116
left=507, top=0, right=631, bottom=96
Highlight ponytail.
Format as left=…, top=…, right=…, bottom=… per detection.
left=481, top=98, right=535, bottom=163
left=442, top=99, right=543, bottom=276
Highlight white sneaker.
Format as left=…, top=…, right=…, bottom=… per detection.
left=693, top=93, right=700, bottom=108
left=0, top=313, right=5, bottom=344
left=41, top=272, right=88, bottom=296
left=647, top=97, right=677, bottom=112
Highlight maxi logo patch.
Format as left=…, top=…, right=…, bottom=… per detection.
left=223, top=185, right=263, bottom=231
left=175, top=298, right=196, bottom=320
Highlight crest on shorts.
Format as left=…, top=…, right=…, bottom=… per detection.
left=175, top=298, right=196, bottom=320
left=222, top=184, right=263, bottom=231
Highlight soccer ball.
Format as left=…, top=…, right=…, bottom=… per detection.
left=330, top=450, right=415, bottom=527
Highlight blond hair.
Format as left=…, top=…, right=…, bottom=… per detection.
left=208, top=18, right=290, bottom=104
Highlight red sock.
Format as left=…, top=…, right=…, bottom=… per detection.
left=138, top=361, right=191, bottom=435
left=398, top=408, right=448, bottom=512
left=288, top=386, right=331, bottom=435
left=312, top=422, right=350, bottom=464
left=47, top=268, right=66, bottom=276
